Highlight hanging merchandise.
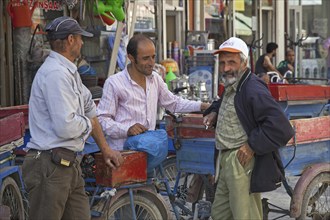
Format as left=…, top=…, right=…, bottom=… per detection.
left=93, top=0, right=125, bottom=24
left=165, top=67, right=177, bottom=90
left=63, top=0, right=78, bottom=10
left=6, top=0, right=37, bottom=28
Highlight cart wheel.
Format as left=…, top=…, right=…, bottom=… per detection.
left=0, top=176, right=25, bottom=220
left=105, top=192, right=168, bottom=220
left=156, top=156, right=191, bottom=194
left=297, top=172, right=330, bottom=220
left=157, top=157, right=177, bottom=187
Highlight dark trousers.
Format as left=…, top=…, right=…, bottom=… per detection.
left=22, top=151, right=90, bottom=220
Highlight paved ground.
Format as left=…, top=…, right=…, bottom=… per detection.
left=263, top=176, right=299, bottom=220
left=162, top=176, right=300, bottom=220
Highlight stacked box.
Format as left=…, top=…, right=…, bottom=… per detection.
left=94, top=151, right=147, bottom=187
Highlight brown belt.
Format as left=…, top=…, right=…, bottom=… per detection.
left=221, top=148, right=239, bottom=153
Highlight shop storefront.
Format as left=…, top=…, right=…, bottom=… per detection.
left=0, top=0, right=329, bottom=106
left=202, top=0, right=329, bottom=84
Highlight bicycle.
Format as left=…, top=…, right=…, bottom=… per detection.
left=156, top=111, right=216, bottom=220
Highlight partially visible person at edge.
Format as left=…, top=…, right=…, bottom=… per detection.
left=277, top=47, right=295, bottom=79
left=203, top=37, right=294, bottom=220
left=324, top=37, right=330, bottom=85
left=97, top=34, right=210, bottom=177
left=255, top=42, right=281, bottom=77
left=22, top=16, right=124, bottom=220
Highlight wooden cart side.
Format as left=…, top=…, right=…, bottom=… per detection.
left=0, top=112, right=25, bottom=147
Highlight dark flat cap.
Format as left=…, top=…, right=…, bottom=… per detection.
left=46, top=16, right=93, bottom=40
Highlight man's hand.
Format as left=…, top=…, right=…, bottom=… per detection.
left=127, top=123, right=147, bottom=136
left=201, top=103, right=211, bottom=111
left=237, top=143, right=254, bottom=167
left=102, top=147, right=124, bottom=169
left=89, top=117, right=123, bottom=169
left=203, top=112, right=217, bottom=129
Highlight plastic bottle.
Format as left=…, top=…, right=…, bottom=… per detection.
left=165, top=66, right=177, bottom=90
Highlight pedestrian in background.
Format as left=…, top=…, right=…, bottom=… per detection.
left=22, top=16, right=123, bottom=220
left=277, top=47, right=295, bottom=79
left=203, top=37, right=294, bottom=220
left=255, top=42, right=281, bottom=76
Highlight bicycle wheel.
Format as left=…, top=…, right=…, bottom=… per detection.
left=105, top=192, right=168, bottom=220
left=297, top=172, right=330, bottom=220
left=0, top=176, right=25, bottom=220
left=157, top=157, right=178, bottom=188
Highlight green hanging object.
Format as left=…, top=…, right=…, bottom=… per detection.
left=165, top=67, right=177, bottom=90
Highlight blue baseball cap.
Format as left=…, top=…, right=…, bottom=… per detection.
left=46, top=16, right=93, bottom=40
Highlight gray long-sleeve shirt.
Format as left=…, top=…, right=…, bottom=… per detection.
left=27, top=51, right=95, bottom=152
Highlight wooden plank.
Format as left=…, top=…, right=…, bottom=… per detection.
left=0, top=112, right=25, bottom=146
left=269, top=84, right=330, bottom=101
left=287, top=116, right=330, bottom=145
left=165, top=114, right=330, bottom=144
left=0, top=104, right=29, bottom=128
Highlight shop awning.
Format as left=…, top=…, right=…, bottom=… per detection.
left=234, top=12, right=252, bottom=36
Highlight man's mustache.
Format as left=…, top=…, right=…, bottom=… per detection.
left=222, top=71, right=234, bottom=77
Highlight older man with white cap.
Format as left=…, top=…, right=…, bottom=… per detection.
left=203, top=37, right=294, bottom=219
left=22, top=16, right=123, bottom=219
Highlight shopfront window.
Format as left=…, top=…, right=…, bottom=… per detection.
left=289, top=0, right=329, bottom=83
left=204, top=0, right=227, bottom=48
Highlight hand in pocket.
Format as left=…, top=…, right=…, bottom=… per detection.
left=237, top=143, right=254, bottom=167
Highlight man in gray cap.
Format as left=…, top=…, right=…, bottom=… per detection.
left=22, top=16, right=124, bottom=219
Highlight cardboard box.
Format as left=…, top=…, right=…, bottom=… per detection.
left=94, top=151, right=147, bottom=187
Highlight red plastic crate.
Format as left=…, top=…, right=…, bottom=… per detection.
left=94, top=151, right=147, bottom=187
left=269, top=84, right=330, bottom=101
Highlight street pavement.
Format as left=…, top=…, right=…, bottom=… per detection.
left=163, top=176, right=300, bottom=220
left=263, top=176, right=300, bottom=220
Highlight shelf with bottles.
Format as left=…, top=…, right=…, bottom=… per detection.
left=301, top=36, right=322, bottom=59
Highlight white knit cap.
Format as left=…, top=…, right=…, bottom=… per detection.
left=214, top=37, right=249, bottom=58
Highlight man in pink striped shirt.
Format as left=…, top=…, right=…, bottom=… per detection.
left=97, top=34, right=209, bottom=174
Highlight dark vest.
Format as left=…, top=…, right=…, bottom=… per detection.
left=255, top=54, right=267, bottom=75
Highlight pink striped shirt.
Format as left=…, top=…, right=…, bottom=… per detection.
left=97, top=68, right=202, bottom=150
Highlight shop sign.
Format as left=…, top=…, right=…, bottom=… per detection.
left=28, top=0, right=64, bottom=11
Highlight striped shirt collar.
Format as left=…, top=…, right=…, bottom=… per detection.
left=124, top=65, right=155, bottom=84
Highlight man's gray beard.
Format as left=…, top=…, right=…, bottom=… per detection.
left=223, top=76, right=237, bottom=86
left=222, top=66, right=245, bottom=86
